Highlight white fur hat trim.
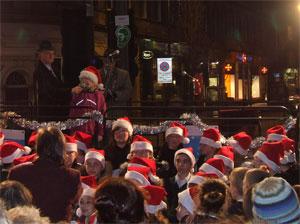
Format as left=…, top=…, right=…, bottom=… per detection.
left=79, top=70, right=98, bottom=85
left=188, top=175, right=206, bottom=186
left=267, top=133, right=287, bottom=142
left=112, top=120, right=133, bottom=136
left=199, top=163, right=224, bottom=178
left=227, top=139, right=248, bottom=156
left=214, top=155, right=234, bottom=170
left=124, top=170, right=150, bottom=187
left=85, top=151, right=105, bottom=169
left=178, top=189, right=194, bottom=215
left=130, top=142, right=153, bottom=152
left=66, top=142, right=78, bottom=153
left=254, top=150, right=279, bottom=173
left=147, top=201, right=167, bottom=214
left=200, top=137, right=222, bottom=148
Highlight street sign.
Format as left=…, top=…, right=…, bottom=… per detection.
left=115, top=26, right=131, bottom=48
left=115, top=15, right=129, bottom=26
left=157, top=58, right=172, bottom=83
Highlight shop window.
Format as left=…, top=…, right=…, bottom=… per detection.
left=5, top=70, right=29, bottom=105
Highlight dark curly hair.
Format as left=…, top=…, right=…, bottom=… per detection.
left=199, top=179, right=229, bottom=214
left=95, top=177, right=146, bottom=223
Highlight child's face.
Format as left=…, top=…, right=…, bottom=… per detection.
left=77, top=150, right=85, bottom=165
left=79, top=195, right=95, bottom=217
left=175, top=154, right=192, bottom=176
left=81, top=77, right=95, bottom=89
left=131, top=149, right=152, bottom=159
left=66, top=151, right=78, bottom=167
left=114, top=127, right=130, bottom=145
left=86, top=158, right=103, bottom=178
left=166, top=134, right=183, bottom=150
left=200, top=144, right=216, bottom=157
left=176, top=202, right=191, bottom=221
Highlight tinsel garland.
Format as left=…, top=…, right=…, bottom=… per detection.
left=0, top=111, right=296, bottom=148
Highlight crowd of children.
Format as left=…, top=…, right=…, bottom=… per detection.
left=0, top=114, right=300, bottom=224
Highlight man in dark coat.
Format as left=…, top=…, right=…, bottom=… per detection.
left=99, top=49, right=132, bottom=118
left=33, top=40, right=81, bottom=120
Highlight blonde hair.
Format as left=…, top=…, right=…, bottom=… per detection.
left=8, top=206, right=50, bottom=224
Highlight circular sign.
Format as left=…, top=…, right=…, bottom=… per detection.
left=160, top=61, right=169, bottom=72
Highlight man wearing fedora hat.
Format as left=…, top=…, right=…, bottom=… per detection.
left=33, top=40, right=81, bottom=120
left=99, top=48, right=132, bottom=117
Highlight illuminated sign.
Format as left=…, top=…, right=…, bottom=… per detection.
left=142, top=51, right=154, bottom=59
left=225, top=64, right=232, bottom=72
left=261, top=67, right=268, bottom=74
left=237, top=54, right=252, bottom=62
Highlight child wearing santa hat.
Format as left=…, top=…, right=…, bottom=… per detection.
left=253, top=141, right=285, bottom=175
left=164, top=147, right=195, bottom=223
left=0, top=141, right=31, bottom=181
left=104, top=117, right=133, bottom=176
left=64, top=134, right=81, bottom=169
left=157, top=122, right=190, bottom=178
left=73, top=131, right=93, bottom=165
left=80, top=149, right=107, bottom=184
left=69, top=66, right=106, bottom=146
left=197, top=128, right=222, bottom=169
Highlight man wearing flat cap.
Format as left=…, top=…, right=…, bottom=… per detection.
left=99, top=49, right=132, bottom=117
left=33, top=40, right=81, bottom=119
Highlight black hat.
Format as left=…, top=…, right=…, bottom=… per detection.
left=100, top=48, right=119, bottom=61
left=37, top=40, right=55, bottom=52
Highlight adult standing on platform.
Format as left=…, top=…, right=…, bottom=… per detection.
left=33, top=40, right=81, bottom=119
left=99, top=49, right=132, bottom=117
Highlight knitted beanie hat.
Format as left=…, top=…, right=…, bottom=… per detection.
left=112, top=117, right=133, bottom=136
left=165, top=122, right=190, bottom=144
left=252, top=177, right=300, bottom=223
left=200, top=128, right=222, bottom=148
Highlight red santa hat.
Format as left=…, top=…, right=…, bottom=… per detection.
left=188, top=172, right=218, bottom=186
left=28, top=131, right=38, bottom=147
left=254, top=141, right=285, bottom=173
left=64, top=134, right=78, bottom=153
left=13, top=153, right=37, bottom=166
left=112, top=117, right=133, bottom=136
left=124, top=166, right=151, bottom=187
left=0, top=141, right=31, bottom=165
left=81, top=175, right=97, bottom=189
left=73, top=131, right=92, bottom=153
left=214, top=146, right=234, bottom=170
left=0, top=129, right=5, bottom=146
left=130, top=135, right=153, bottom=153
left=228, top=132, right=252, bottom=156
left=199, top=158, right=225, bottom=178
left=265, top=125, right=287, bottom=142
left=143, top=185, right=167, bottom=214
left=79, top=66, right=104, bottom=90
left=200, top=128, right=222, bottom=149
left=174, top=147, right=196, bottom=169
left=85, top=149, right=105, bottom=169
left=165, top=122, right=190, bottom=144
left=128, top=157, right=159, bottom=183
left=280, top=137, right=295, bottom=165
left=178, top=186, right=198, bottom=215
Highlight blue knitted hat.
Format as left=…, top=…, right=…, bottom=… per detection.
left=252, top=177, right=300, bottom=223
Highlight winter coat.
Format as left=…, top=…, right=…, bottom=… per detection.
left=99, top=67, right=132, bottom=117
left=8, top=158, right=82, bottom=223
left=69, top=90, right=106, bottom=137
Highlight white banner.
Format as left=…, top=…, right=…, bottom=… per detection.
left=2, top=129, right=25, bottom=145
left=157, top=58, right=172, bottom=83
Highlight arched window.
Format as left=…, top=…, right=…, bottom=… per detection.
left=5, top=70, right=29, bottom=105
